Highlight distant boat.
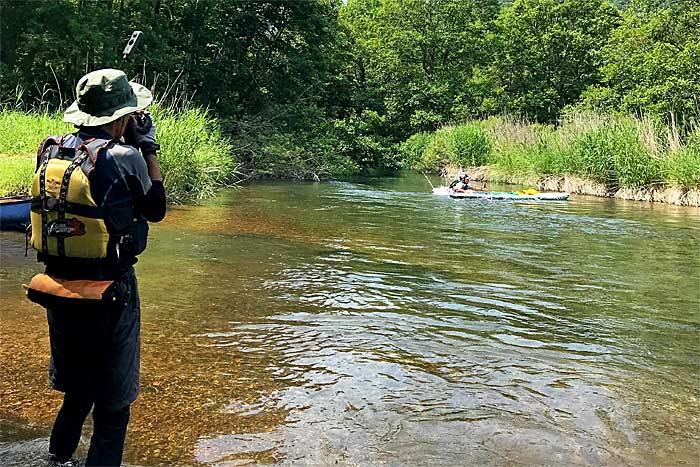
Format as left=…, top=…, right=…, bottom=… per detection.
left=433, top=187, right=569, bottom=201
left=0, top=196, right=31, bottom=231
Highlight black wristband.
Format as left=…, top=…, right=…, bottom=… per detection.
left=139, top=142, right=160, bottom=155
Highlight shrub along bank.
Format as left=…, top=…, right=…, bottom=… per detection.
left=229, top=116, right=359, bottom=181
left=0, top=104, right=236, bottom=204
left=401, top=113, right=700, bottom=200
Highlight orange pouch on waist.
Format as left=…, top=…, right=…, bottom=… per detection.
left=24, top=274, right=118, bottom=311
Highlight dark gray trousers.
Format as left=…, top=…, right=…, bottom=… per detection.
left=49, top=392, right=130, bottom=466
left=46, top=268, right=140, bottom=466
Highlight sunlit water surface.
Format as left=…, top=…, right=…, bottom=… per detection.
left=1, top=173, right=699, bottom=466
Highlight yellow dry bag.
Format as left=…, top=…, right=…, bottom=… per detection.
left=30, top=136, right=129, bottom=260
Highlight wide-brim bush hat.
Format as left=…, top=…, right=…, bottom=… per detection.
left=64, top=68, right=152, bottom=127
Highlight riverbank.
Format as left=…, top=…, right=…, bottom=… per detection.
left=4, top=107, right=700, bottom=206
left=405, top=114, right=700, bottom=206
left=0, top=106, right=235, bottom=203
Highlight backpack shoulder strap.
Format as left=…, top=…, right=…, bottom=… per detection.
left=79, top=138, right=115, bottom=173
left=35, top=135, right=65, bottom=170
left=36, top=135, right=63, bottom=156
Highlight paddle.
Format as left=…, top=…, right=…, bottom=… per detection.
left=119, top=30, right=143, bottom=68
left=422, top=172, right=436, bottom=190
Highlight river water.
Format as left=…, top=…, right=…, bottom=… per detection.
left=1, top=173, right=699, bottom=466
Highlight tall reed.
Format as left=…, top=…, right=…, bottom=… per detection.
left=413, top=123, right=490, bottom=171
left=150, top=103, right=236, bottom=203
left=408, top=113, right=700, bottom=190
left=666, top=131, right=700, bottom=188
left=0, top=103, right=236, bottom=202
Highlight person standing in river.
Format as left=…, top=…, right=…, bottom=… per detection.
left=24, top=69, right=166, bottom=467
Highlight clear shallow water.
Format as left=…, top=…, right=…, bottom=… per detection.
left=1, top=173, right=699, bottom=466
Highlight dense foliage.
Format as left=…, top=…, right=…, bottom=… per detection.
left=489, top=0, right=620, bottom=121
left=1, top=0, right=698, bottom=182
left=580, top=0, right=700, bottom=125
left=0, top=0, right=350, bottom=177
left=0, top=0, right=340, bottom=117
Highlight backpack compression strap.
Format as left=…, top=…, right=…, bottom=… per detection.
left=36, top=136, right=64, bottom=254
left=38, top=148, right=52, bottom=255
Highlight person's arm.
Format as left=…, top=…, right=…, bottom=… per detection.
left=144, top=153, right=162, bottom=182
left=125, top=112, right=166, bottom=222
left=136, top=180, right=166, bottom=222
left=113, top=143, right=166, bottom=223
left=137, top=151, right=166, bottom=222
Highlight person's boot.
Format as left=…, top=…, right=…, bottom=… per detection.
left=48, top=453, right=81, bottom=467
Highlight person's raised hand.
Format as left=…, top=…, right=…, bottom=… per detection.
left=129, top=110, right=160, bottom=156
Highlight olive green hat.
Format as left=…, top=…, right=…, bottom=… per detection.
left=64, top=68, right=152, bottom=127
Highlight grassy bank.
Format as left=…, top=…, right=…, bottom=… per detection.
left=401, top=114, right=700, bottom=195
left=0, top=104, right=236, bottom=203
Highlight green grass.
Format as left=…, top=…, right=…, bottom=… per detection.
left=564, top=116, right=664, bottom=187
left=415, top=123, right=490, bottom=171
left=0, top=110, right=72, bottom=195
left=398, top=132, right=434, bottom=168
left=406, top=113, right=700, bottom=190
left=0, top=110, right=72, bottom=156
left=0, top=155, right=37, bottom=196
left=0, top=104, right=236, bottom=203
left=667, top=132, right=700, bottom=188
left=149, top=103, right=236, bottom=203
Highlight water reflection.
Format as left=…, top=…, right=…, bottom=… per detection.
left=1, top=174, right=698, bottom=466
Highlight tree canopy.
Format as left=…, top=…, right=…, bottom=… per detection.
left=581, top=0, right=700, bottom=124
left=0, top=0, right=342, bottom=118
left=488, top=0, right=620, bottom=121
left=1, top=0, right=697, bottom=170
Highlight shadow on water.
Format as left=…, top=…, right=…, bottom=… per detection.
left=2, top=172, right=699, bottom=466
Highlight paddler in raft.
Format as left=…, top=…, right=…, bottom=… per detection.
left=449, top=171, right=475, bottom=192
left=24, top=69, right=166, bottom=467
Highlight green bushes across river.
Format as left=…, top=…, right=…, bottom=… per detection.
left=402, top=114, right=700, bottom=190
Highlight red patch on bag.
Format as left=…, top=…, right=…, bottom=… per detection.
left=47, top=218, right=86, bottom=237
